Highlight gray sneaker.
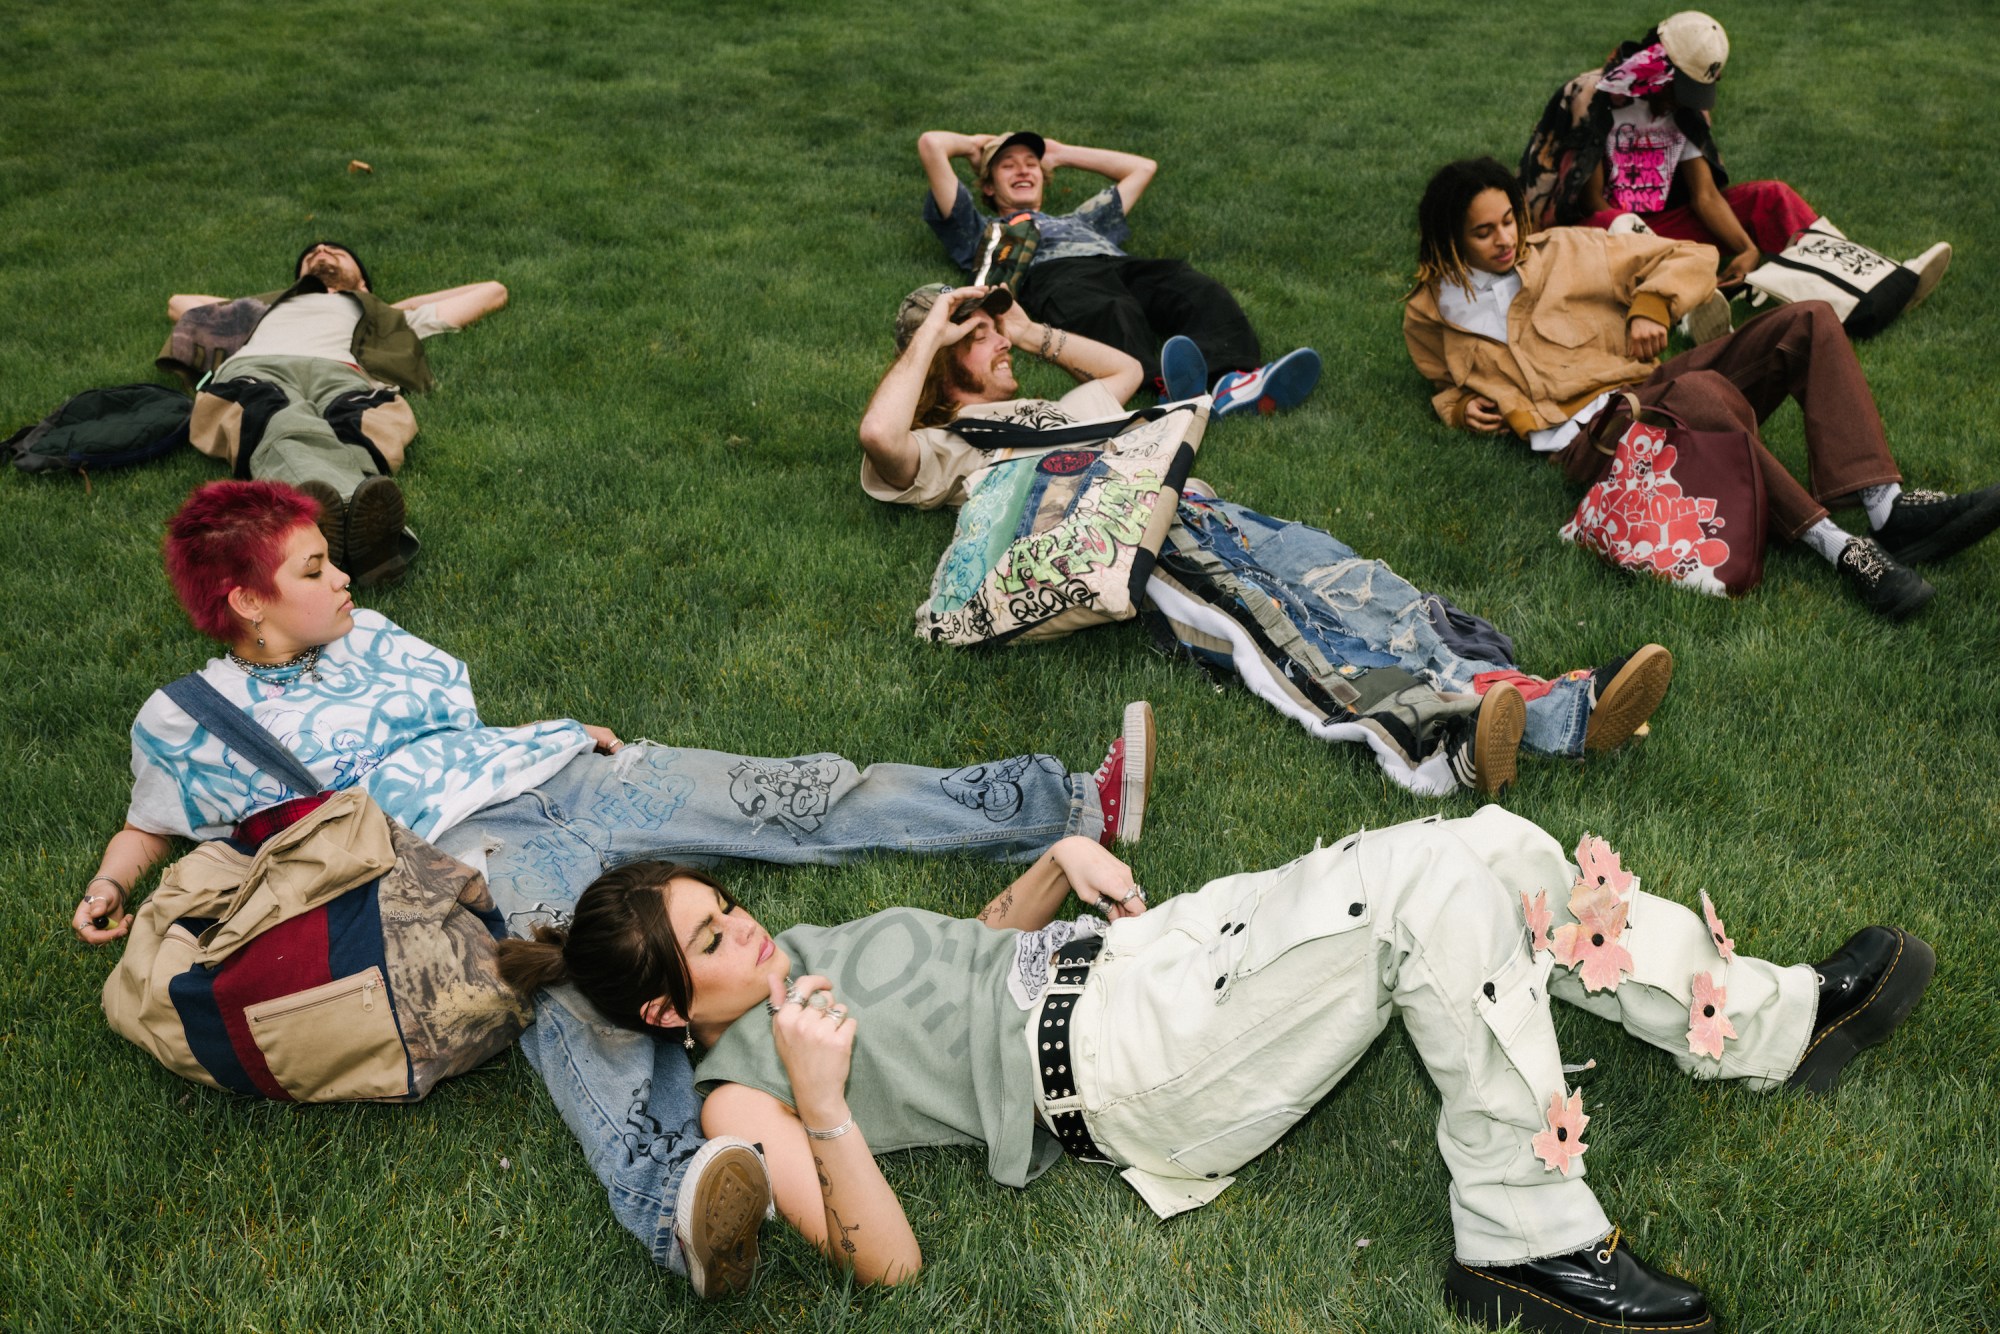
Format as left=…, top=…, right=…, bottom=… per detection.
left=673, top=1137, right=770, bottom=1298
left=1678, top=290, right=1733, bottom=346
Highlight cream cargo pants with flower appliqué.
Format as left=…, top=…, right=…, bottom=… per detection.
left=1057, top=807, right=1819, bottom=1264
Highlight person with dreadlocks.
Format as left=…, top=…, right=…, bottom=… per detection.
left=1402, top=157, right=2000, bottom=621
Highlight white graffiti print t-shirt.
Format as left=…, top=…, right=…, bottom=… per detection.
left=127, top=610, right=593, bottom=841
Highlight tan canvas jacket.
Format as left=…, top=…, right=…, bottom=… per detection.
left=1402, top=227, right=1718, bottom=438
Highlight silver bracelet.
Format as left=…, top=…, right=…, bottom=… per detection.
left=804, top=1117, right=854, bottom=1141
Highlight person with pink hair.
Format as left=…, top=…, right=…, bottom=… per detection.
left=73, top=478, right=1154, bottom=1298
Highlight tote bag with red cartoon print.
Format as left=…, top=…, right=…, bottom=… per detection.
left=1560, top=397, right=1767, bottom=597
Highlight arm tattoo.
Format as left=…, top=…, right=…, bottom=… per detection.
left=812, top=1153, right=861, bottom=1256
left=977, top=887, right=1015, bottom=924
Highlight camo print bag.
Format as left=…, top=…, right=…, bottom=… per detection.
left=101, top=675, right=526, bottom=1103
left=915, top=400, right=1206, bottom=646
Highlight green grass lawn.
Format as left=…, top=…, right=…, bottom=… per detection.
left=4, top=0, right=1998, bottom=1328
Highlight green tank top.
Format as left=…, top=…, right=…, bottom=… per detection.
left=696, top=908, right=1061, bottom=1187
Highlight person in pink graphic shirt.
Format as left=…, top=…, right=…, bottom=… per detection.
left=1518, top=11, right=1949, bottom=302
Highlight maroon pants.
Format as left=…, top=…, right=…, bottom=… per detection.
left=1557, top=301, right=1902, bottom=541
left=1587, top=180, right=1820, bottom=257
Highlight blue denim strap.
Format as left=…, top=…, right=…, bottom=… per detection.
left=163, top=672, right=323, bottom=795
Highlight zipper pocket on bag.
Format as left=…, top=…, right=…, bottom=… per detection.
left=244, top=966, right=410, bottom=1102
left=249, top=968, right=384, bottom=1021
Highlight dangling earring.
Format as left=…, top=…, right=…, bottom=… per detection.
left=254, top=616, right=265, bottom=649
left=682, top=1033, right=696, bottom=1052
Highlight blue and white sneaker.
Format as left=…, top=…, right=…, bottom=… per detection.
left=1211, top=348, right=1322, bottom=418
left=1158, top=335, right=1208, bottom=401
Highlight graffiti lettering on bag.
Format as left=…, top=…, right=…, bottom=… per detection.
left=991, top=472, right=1161, bottom=595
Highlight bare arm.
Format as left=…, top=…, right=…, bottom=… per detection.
left=995, top=300, right=1144, bottom=403
left=1582, top=162, right=1611, bottom=216
left=393, top=281, right=509, bottom=329
left=916, top=130, right=991, bottom=216
left=72, top=824, right=173, bottom=943
left=975, top=835, right=1145, bottom=929
left=167, top=294, right=227, bottom=321
left=703, top=975, right=923, bottom=1285
left=1678, top=157, right=1758, bottom=285
left=1040, top=137, right=1157, bottom=215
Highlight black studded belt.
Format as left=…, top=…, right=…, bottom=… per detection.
left=1035, top=935, right=1107, bottom=1162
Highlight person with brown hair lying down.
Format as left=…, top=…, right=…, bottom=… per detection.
left=499, top=810, right=1932, bottom=1333
left=859, top=280, right=1676, bottom=798
left=162, top=241, right=509, bottom=585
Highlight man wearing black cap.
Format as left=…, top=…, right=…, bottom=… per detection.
left=162, top=242, right=509, bottom=585
left=916, top=129, right=1321, bottom=418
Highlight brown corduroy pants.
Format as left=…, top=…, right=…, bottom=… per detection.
left=1558, top=300, right=1902, bottom=541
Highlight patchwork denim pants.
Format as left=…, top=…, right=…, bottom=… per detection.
left=1172, top=498, right=1593, bottom=756
left=1061, top=809, right=1815, bottom=1263
left=437, top=742, right=1096, bottom=1272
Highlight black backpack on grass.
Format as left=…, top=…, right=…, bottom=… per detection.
left=6, top=383, right=190, bottom=476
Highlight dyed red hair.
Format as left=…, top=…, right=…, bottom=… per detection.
left=164, top=481, right=323, bottom=642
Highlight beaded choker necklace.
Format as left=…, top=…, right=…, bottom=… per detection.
left=227, top=644, right=325, bottom=685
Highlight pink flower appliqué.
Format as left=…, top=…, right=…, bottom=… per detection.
left=1522, top=890, right=1555, bottom=954
left=1700, top=891, right=1736, bottom=960
left=1553, top=899, right=1635, bottom=992
left=1531, top=1088, right=1590, bottom=1175
left=1573, top=834, right=1637, bottom=907
left=1687, top=971, right=1738, bottom=1059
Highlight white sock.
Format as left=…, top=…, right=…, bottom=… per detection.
left=1858, top=482, right=1902, bottom=529
left=1802, top=518, right=1854, bottom=565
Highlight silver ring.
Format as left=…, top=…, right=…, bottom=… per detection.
left=807, top=992, right=832, bottom=1013
left=829, top=1004, right=848, bottom=1022
left=1129, top=884, right=1147, bottom=902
